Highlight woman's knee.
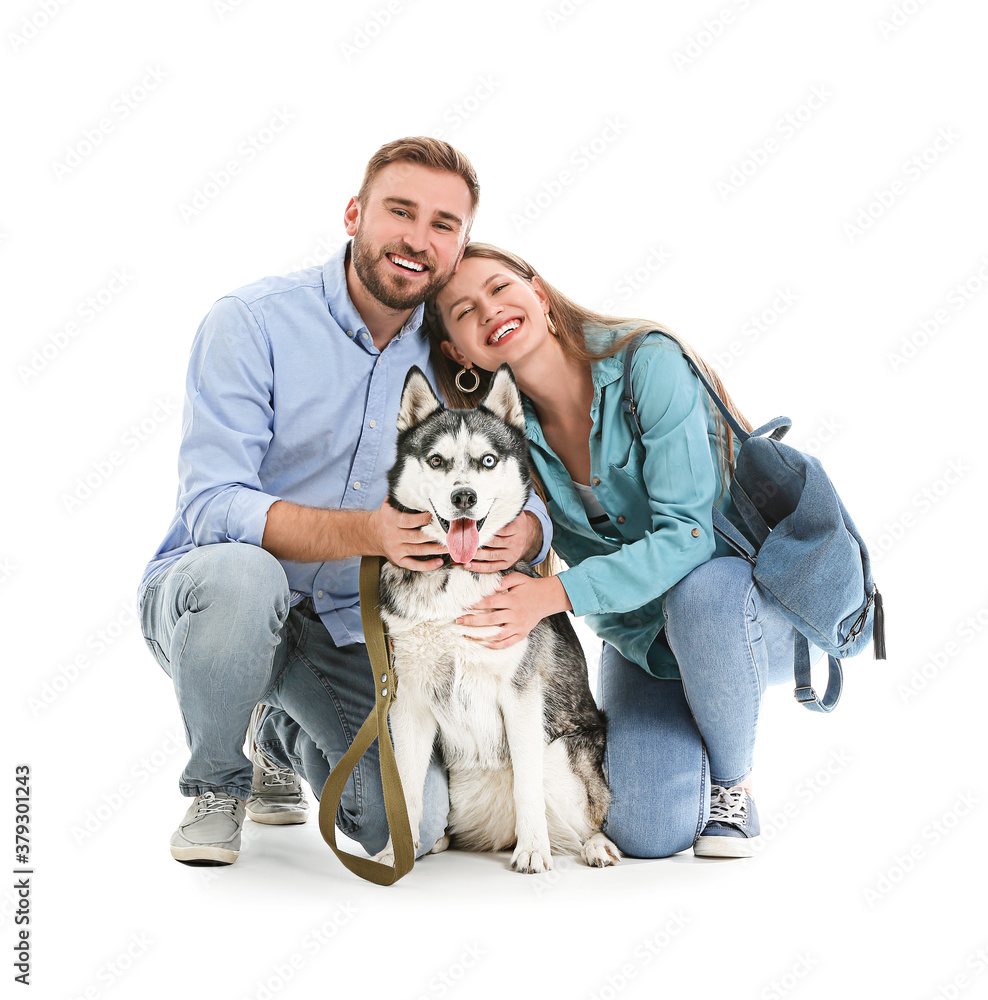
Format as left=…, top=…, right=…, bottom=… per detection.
left=598, top=648, right=709, bottom=857
left=664, top=556, right=755, bottom=641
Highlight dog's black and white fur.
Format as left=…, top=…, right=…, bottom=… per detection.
left=372, top=365, right=620, bottom=873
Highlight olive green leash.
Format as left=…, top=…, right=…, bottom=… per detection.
left=318, top=556, right=415, bottom=885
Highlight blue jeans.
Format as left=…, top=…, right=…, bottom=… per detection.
left=139, top=542, right=449, bottom=858
left=600, top=556, right=819, bottom=858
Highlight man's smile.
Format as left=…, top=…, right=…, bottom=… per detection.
left=386, top=252, right=430, bottom=275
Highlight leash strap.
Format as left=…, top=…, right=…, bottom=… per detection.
left=318, top=556, right=415, bottom=885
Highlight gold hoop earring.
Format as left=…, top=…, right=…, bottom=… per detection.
left=455, top=366, right=481, bottom=393
left=546, top=312, right=557, bottom=335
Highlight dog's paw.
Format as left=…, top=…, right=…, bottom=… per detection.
left=582, top=831, right=621, bottom=868
left=429, top=834, right=451, bottom=855
left=373, top=840, right=395, bottom=867
left=510, top=844, right=552, bottom=874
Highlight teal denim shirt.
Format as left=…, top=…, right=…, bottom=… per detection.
left=524, top=328, right=743, bottom=679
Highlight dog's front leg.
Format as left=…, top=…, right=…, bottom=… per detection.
left=500, top=680, right=552, bottom=873
left=373, top=686, right=439, bottom=867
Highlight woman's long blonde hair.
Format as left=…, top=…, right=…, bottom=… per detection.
left=425, top=242, right=752, bottom=498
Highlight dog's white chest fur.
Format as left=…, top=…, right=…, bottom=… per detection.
left=381, top=566, right=528, bottom=769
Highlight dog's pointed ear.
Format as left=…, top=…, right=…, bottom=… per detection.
left=479, top=364, right=524, bottom=430
left=397, top=367, right=443, bottom=432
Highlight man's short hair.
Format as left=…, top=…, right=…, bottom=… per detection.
left=357, top=136, right=480, bottom=226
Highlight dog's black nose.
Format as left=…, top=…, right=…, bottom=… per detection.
left=450, top=487, right=477, bottom=511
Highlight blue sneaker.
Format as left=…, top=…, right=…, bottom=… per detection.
left=694, top=785, right=761, bottom=858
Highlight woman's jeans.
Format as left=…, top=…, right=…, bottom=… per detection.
left=139, top=542, right=449, bottom=858
left=600, top=556, right=821, bottom=858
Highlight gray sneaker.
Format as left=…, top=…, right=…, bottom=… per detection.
left=245, top=704, right=309, bottom=826
left=170, top=792, right=245, bottom=866
left=694, top=784, right=762, bottom=858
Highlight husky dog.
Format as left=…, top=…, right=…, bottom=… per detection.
left=373, top=364, right=620, bottom=873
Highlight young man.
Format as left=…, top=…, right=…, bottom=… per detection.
left=137, top=138, right=550, bottom=866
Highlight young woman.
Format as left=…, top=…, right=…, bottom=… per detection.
left=425, top=243, right=822, bottom=859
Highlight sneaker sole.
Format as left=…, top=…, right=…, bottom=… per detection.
left=170, top=844, right=239, bottom=865
left=694, top=835, right=760, bottom=859
left=245, top=805, right=309, bottom=825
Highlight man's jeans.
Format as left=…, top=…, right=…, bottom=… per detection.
left=600, top=556, right=821, bottom=858
left=139, top=542, right=449, bottom=858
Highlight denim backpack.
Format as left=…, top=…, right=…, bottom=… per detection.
left=622, top=330, right=886, bottom=712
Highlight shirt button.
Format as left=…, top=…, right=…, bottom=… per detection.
left=376, top=358, right=382, bottom=366
left=317, top=590, right=324, bottom=598
left=361, top=332, right=369, bottom=340
left=369, top=419, right=376, bottom=428
left=616, top=515, right=627, bottom=525
left=591, top=477, right=600, bottom=486
left=691, top=527, right=700, bottom=537
left=595, top=432, right=602, bottom=440
left=353, top=482, right=361, bottom=490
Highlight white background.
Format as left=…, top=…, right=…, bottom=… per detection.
left=6, top=1, right=987, bottom=998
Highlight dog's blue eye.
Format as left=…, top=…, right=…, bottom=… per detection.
left=482, top=454, right=497, bottom=469
left=428, top=455, right=444, bottom=469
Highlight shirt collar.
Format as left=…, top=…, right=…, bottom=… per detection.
left=322, top=240, right=426, bottom=345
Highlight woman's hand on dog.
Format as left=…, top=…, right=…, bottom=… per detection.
left=463, top=512, right=543, bottom=574
left=457, top=573, right=573, bottom=648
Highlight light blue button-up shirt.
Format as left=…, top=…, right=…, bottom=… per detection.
left=138, top=241, right=552, bottom=646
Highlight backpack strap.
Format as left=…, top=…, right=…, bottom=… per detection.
left=793, top=634, right=843, bottom=713
left=622, top=329, right=758, bottom=562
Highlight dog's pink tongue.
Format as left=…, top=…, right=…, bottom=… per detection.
left=447, top=519, right=480, bottom=564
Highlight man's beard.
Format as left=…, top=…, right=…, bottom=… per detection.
left=350, top=231, right=453, bottom=310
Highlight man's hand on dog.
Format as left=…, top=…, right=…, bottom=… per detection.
left=368, top=500, right=448, bottom=570
left=463, top=511, right=542, bottom=574
left=457, top=573, right=572, bottom=649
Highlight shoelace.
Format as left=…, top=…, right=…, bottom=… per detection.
left=195, top=791, right=240, bottom=818
left=255, top=749, right=299, bottom=789
left=708, top=785, right=749, bottom=826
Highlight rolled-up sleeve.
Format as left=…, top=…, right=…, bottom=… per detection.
left=557, top=347, right=717, bottom=616
left=522, top=489, right=553, bottom=565
left=177, top=295, right=283, bottom=547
